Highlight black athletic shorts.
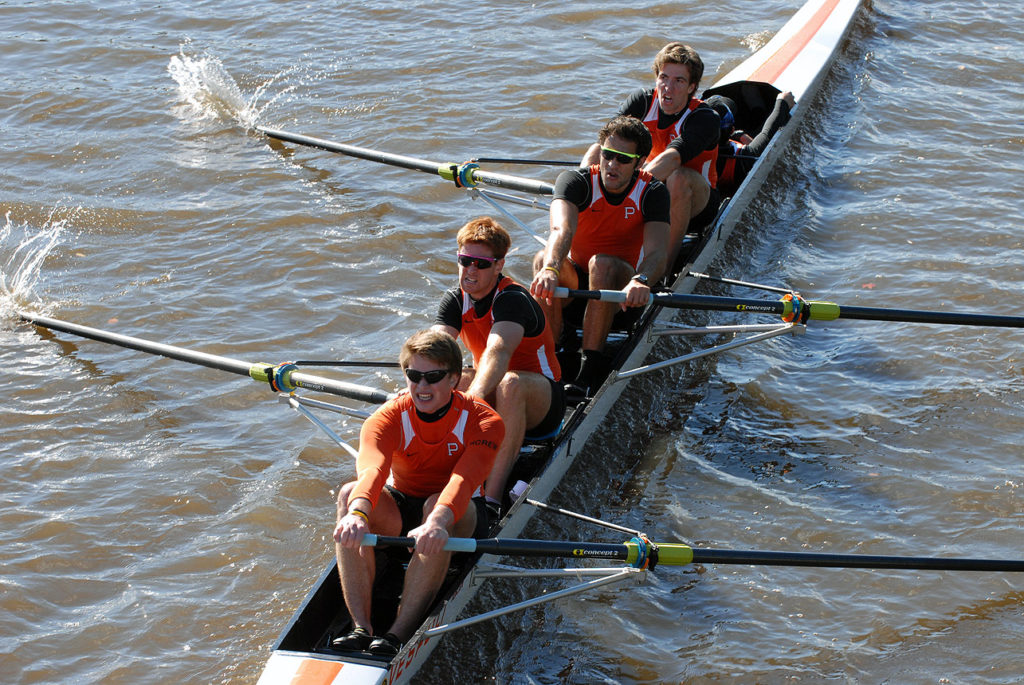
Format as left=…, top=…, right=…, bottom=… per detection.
left=384, top=484, right=488, bottom=538
left=524, top=376, right=565, bottom=440
left=690, top=186, right=722, bottom=234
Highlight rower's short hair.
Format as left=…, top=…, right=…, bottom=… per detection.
left=456, top=216, right=510, bottom=259
left=652, top=42, right=704, bottom=86
left=399, top=329, right=463, bottom=376
left=597, top=116, right=653, bottom=160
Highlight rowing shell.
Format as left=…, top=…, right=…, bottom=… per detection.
left=256, top=0, right=864, bottom=682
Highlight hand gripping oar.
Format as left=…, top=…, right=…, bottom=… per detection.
left=19, top=312, right=393, bottom=404
left=257, top=126, right=555, bottom=196
left=555, top=288, right=1024, bottom=328
left=363, top=535, right=1024, bottom=573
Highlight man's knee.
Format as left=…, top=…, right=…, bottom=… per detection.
left=588, top=254, right=632, bottom=288
left=495, top=371, right=524, bottom=401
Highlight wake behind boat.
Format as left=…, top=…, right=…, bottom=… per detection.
left=255, top=1, right=866, bottom=683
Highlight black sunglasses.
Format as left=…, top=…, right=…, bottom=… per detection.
left=457, top=253, right=498, bottom=269
left=599, top=146, right=641, bottom=165
left=404, top=368, right=449, bottom=384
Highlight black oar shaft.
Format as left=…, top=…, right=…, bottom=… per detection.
left=692, top=548, right=1024, bottom=572
left=368, top=535, right=1024, bottom=573
left=372, top=535, right=631, bottom=561
left=258, top=126, right=554, bottom=196
left=559, top=289, right=1024, bottom=328
left=824, top=304, right=1024, bottom=327
left=20, top=312, right=391, bottom=404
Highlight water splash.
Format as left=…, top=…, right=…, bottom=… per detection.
left=0, top=207, right=71, bottom=317
left=168, top=44, right=300, bottom=130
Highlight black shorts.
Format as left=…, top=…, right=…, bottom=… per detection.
left=690, top=186, right=722, bottom=234
left=524, top=376, right=565, bottom=441
left=385, top=485, right=489, bottom=538
left=569, top=259, right=590, bottom=289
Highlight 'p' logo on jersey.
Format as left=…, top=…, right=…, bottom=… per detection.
left=624, top=206, right=636, bottom=220
left=447, top=442, right=459, bottom=456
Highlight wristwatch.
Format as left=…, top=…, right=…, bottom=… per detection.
left=631, top=273, right=649, bottom=285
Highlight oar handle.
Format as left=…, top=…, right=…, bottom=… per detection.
left=552, top=287, right=626, bottom=303
left=362, top=534, right=683, bottom=568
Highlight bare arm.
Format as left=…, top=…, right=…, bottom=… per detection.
left=637, top=220, right=669, bottom=284
left=621, top=220, right=669, bottom=308
left=530, top=198, right=578, bottom=303
left=643, top=147, right=682, bottom=183
left=431, top=323, right=460, bottom=339
left=465, top=321, right=524, bottom=399
left=407, top=502, right=456, bottom=555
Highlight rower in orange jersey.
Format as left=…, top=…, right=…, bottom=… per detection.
left=433, top=217, right=565, bottom=522
left=531, top=116, right=671, bottom=397
left=582, top=42, right=720, bottom=272
left=331, top=329, right=504, bottom=657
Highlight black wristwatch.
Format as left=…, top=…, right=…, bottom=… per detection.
left=631, top=273, right=649, bottom=286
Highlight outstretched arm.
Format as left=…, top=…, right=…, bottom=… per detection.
left=531, top=198, right=578, bottom=303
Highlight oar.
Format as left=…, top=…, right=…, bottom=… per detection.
left=364, top=535, right=1024, bottom=573
left=257, top=126, right=554, bottom=196
left=555, top=288, right=1024, bottom=328
left=19, top=312, right=393, bottom=404
left=470, top=157, right=579, bottom=167
left=294, top=360, right=401, bottom=369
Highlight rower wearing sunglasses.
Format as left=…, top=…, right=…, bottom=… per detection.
left=531, top=115, right=670, bottom=398
left=582, top=42, right=720, bottom=272
left=331, top=329, right=504, bottom=657
left=433, top=217, right=565, bottom=524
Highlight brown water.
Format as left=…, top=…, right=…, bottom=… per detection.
left=3, top=1, right=1024, bottom=683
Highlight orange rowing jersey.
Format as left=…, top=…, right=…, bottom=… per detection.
left=569, top=165, right=654, bottom=271
left=641, top=94, right=719, bottom=188
left=352, top=391, right=503, bottom=519
left=458, top=277, right=561, bottom=382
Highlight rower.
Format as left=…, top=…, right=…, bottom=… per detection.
left=432, top=217, right=565, bottom=524
left=705, top=91, right=795, bottom=197
left=531, top=116, right=670, bottom=398
left=582, top=42, right=720, bottom=272
left=331, top=330, right=504, bottom=656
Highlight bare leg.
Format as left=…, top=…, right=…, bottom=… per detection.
left=386, top=495, right=478, bottom=641
left=336, top=483, right=401, bottom=634
left=484, top=371, right=553, bottom=502
left=580, top=254, right=633, bottom=352
left=664, top=167, right=710, bottom=269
